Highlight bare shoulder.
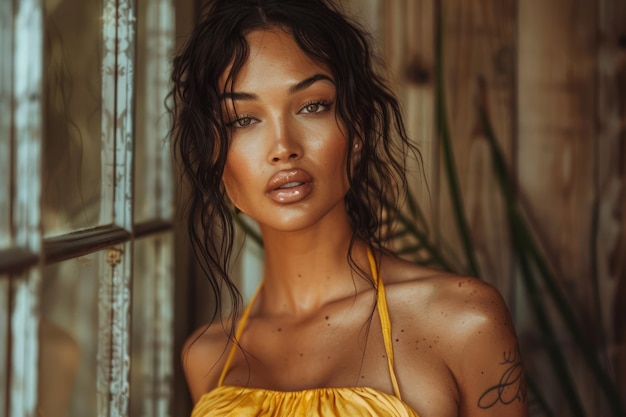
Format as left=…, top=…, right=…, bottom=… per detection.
left=380, top=253, right=528, bottom=416
left=181, top=319, right=232, bottom=403
left=379, top=252, right=514, bottom=338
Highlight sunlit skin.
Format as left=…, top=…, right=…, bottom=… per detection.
left=221, top=29, right=351, bottom=239
left=183, top=28, right=528, bottom=417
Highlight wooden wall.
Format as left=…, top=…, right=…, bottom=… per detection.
left=173, top=1, right=625, bottom=416
left=344, top=0, right=626, bottom=416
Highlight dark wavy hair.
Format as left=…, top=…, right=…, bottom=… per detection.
left=169, top=0, right=417, bottom=327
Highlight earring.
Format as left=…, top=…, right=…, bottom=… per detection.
left=354, top=143, right=359, bottom=149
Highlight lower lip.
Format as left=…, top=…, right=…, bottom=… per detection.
left=267, top=183, right=313, bottom=204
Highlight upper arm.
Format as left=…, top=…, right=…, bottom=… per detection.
left=446, top=281, right=528, bottom=417
left=181, top=324, right=228, bottom=403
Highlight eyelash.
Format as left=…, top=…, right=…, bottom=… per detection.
left=227, top=114, right=254, bottom=128
left=227, top=99, right=334, bottom=128
left=299, top=99, right=334, bottom=114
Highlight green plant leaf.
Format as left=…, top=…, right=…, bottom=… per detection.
left=477, top=100, right=625, bottom=417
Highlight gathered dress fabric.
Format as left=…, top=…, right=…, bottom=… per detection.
left=191, top=249, right=421, bottom=417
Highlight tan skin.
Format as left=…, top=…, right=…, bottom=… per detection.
left=183, top=28, right=528, bottom=417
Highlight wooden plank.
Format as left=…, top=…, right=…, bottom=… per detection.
left=386, top=0, right=437, bottom=217
left=438, top=0, right=517, bottom=293
left=341, top=0, right=438, bottom=266
left=597, top=0, right=626, bottom=407
left=384, top=0, right=438, bottom=264
left=517, top=0, right=600, bottom=414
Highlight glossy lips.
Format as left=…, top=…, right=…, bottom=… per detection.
left=266, top=169, right=313, bottom=203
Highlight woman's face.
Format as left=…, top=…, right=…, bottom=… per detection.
left=220, top=29, right=351, bottom=233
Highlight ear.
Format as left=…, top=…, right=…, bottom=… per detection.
left=349, top=139, right=363, bottom=175
left=351, top=125, right=365, bottom=151
left=352, top=134, right=365, bottom=152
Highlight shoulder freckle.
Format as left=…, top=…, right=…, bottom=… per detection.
left=437, top=277, right=511, bottom=327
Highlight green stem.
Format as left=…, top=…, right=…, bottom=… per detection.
left=405, top=187, right=429, bottom=233
left=526, top=374, right=555, bottom=417
left=589, top=184, right=610, bottom=364
left=478, top=105, right=625, bottom=417
left=525, top=225, right=624, bottom=416
left=395, top=244, right=426, bottom=257
left=516, top=228, right=587, bottom=417
left=390, top=202, right=457, bottom=272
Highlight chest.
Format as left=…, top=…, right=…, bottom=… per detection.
left=225, top=301, right=384, bottom=388
left=221, top=305, right=458, bottom=417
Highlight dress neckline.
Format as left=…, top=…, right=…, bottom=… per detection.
left=217, top=247, right=402, bottom=400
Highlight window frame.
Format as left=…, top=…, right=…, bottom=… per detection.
left=1, top=0, right=176, bottom=416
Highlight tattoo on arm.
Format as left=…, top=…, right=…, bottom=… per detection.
left=477, top=345, right=527, bottom=409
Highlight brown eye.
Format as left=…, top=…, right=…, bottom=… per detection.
left=299, top=100, right=332, bottom=114
left=305, top=103, right=320, bottom=113
left=235, top=117, right=252, bottom=127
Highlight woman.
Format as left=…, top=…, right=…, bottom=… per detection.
left=170, top=1, right=528, bottom=416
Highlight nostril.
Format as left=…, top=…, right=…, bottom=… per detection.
left=289, top=153, right=298, bottom=159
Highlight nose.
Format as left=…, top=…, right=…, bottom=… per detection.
left=267, top=117, right=303, bottom=163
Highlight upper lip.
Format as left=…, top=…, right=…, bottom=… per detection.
left=266, top=169, right=313, bottom=192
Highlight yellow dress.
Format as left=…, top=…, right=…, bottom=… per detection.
left=191, top=249, right=420, bottom=417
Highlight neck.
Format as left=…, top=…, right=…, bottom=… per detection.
left=258, top=212, right=371, bottom=317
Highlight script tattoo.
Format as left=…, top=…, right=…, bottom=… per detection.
left=477, top=345, right=527, bottom=409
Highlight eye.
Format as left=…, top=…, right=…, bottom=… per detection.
left=228, top=115, right=256, bottom=128
left=299, top=100, right=332, bottom=114
left=235, top=117, right=252, bottom=127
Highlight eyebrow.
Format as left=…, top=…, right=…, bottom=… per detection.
left=289, top=73, right=335, bottom=94
left=220, top=73, right=335, bottom=101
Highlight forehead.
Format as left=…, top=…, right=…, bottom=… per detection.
left=220, top=28, right=333, bottom=91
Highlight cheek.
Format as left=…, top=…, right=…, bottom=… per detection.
left=221, top=171, right=238, bottom=205
left=221, top=155, right=244, bottom=205
left=221, top=144, right=260, bottom=209
left=324, top=138, right=349, bottom=177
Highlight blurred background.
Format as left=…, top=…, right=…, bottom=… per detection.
left=0, top=0, right=624, bottom=416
